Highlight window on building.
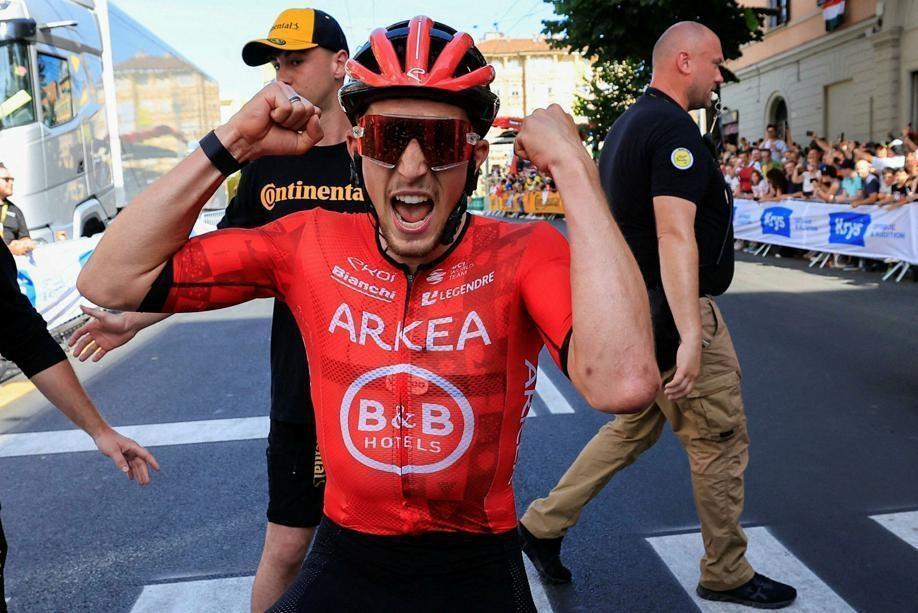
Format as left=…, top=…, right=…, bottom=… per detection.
left=768, top=0, right=790, bottom=28
left=37, top=52, right=74, bottom=127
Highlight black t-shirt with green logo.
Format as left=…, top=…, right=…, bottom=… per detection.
left=598, top=88, right=734, bottom=371
left=217, top=142, right=365, bottom=423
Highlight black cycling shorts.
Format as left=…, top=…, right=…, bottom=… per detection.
left=266, top=419, right=324, bottom=528
left=268, top=517, right=536, bottom=612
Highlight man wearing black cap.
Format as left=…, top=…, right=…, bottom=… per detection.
left=67, top=8, right=362, bottom=611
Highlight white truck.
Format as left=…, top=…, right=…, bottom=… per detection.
left=0, top=0, right=223, bottom=243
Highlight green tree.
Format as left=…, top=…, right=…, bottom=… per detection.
left=545, top=0, right=771, bottom=147
left=573, top=59, right=649, bottom=154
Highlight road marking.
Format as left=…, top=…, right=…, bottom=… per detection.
left=646, top=526, right=854, bottom=612
left=130, top=575, right=253, bottom=613
left=0, top=416, right=268, bottom=458
left=130, top=566, right=554, bottom=612
left=0, top=395, right=579, bottom=457
left=535, top=366, right=575, bottom=415
left=523, top=556, right=555, bottom=612
left=0, top=380, right=35, bottom=409
left=870, top=511, right=918, bottom=550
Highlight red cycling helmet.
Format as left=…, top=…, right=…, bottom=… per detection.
left=339, top=16, right=500, bottom=138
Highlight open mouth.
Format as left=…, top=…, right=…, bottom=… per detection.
left=391, top=193, right=435, bottom=234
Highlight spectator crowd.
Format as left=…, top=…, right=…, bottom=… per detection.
left=723, top=123, right=918, bottom=208
left=485, top=161, right=558, bottom=213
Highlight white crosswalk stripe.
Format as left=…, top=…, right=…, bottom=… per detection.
left=0, top=400, right=578, bottom=458
left=0, top=417, right=269, bottom=457
left=0, top=370, right=576, bottom=455
left=870, top=510, right=918, bottom=550
left=129, top=565, right=556, bottom=612
left=523, top=557, right=555, bottom=613
left=130, top=576, right=253, bottom=613
left=528, top=366, right=576, bottom=417
left=646, top=526, right=855, bottom=612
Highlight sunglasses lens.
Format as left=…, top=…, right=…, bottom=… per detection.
left=357, top=115, right=476, bottom=170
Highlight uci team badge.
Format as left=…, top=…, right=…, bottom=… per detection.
left=671, top=147, right=694, bottom=170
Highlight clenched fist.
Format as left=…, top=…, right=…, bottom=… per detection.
left=514, top=104, right=586, bottom=176
left=216, top=81, right=325, bottom=163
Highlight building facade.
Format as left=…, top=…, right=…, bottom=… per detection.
left=476, top=33, right=592, bottom=122
left=721, top=0, right=918, bottom=144
left=476, top=33, right=593, bottom=168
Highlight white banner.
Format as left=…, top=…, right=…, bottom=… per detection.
left=13, top=236, right=102, bottom=331
left=13, top=218, right=218, bottom=333
left=733, top=199, right=918, bottom=265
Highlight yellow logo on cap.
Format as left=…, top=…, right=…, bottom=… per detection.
left=267, top=38, right=287, bottom=45
left=671, top=148, right=694, bottom=170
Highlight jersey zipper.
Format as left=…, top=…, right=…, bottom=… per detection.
left=399, top=272, right=415, bottom=514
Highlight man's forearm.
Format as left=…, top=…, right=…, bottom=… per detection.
left=77, top=125, right=253, bottom=310
left=128, top=312, right=172, bottom=329
left=29, top=360, right=110, bottom=438
left=554, top=157, right=658, bottom=411
left=658, top=234, right=702, bottom=349
left=77, top=149, right=222, bottom=309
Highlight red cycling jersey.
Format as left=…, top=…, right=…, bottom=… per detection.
left=141, top=209, right=572, bottom=535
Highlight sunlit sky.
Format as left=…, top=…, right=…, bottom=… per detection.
left=110, top=0, right=558, bottom=103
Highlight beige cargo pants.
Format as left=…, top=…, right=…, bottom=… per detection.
left=522, top=297, right=755, bottom=591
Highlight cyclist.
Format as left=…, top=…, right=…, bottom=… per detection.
left=67, top=8, right=359, bottom=610
left=77, top=16, right=659, bottom=610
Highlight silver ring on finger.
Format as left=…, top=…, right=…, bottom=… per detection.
left=289, top=95, right=302, bottom=104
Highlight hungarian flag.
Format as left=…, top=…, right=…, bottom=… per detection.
left=819, top=0, right=846, bottom=32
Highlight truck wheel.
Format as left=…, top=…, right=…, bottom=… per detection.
left=81, top=218, right=106, bottom=237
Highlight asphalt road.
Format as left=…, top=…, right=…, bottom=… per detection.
left=1, top=231, right=916, bottom=613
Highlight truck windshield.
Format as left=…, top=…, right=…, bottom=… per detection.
left=0, top=41, right=36, bottom=129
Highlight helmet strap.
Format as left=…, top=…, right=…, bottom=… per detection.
left=438, top=162, right=478, bottom=245
left=351, top=153, right=375, bottom=215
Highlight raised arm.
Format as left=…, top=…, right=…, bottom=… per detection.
left=78, top=82, right=323, bottom=310
left=515, top=105, right=659, bottom=413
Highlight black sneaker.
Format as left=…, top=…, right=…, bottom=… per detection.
left=518, top=523, right=572, bottom=584
left=697, top=573, right=797, bottom=609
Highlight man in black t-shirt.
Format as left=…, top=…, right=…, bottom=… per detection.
left=1, top=241, right=159, bottom=613
left=0, top=163, right=36, bottom=256
left=519, top=23, right=797, bottom=609
left=67, top=8, right=363, bottom=611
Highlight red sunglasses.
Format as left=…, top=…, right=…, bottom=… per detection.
left=353, top=114, right=480, bottom=172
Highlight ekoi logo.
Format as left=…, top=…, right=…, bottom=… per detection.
left=347, top=257, right=397, bottom=283
left=340, top=364, right=475, bottom=474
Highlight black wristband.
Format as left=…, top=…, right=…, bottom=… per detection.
left=199, top=130, right=244, bottom=176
